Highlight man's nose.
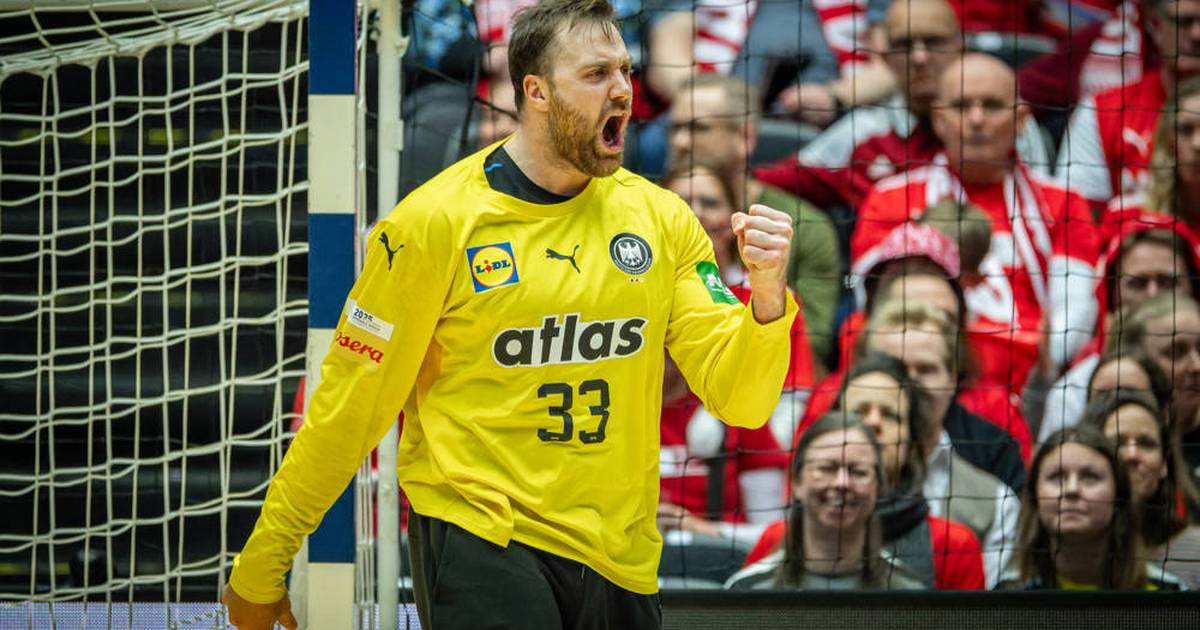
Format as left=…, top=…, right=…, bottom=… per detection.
left=610, top=70, right=632, bottom=102
left=910, top=40, right=930, bottom=65
left=965, top=101, right=987, bottom=125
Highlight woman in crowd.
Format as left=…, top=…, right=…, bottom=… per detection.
left=654, top=160, right=812, bottom=546
left=726, top=412, right=925, bottom=590
left=1080, top=390, right=1200, bottom=588
left=1104, top=76, right=1200, bottom=236
left=1117, top=293, right=1200, bottom=479
left=1041, top=214, right=1200, bottom=441
left=1041, top=345, right=1174, bottom=444
left=744, top=353, right=985, bottom=589
left=1085, top=350, right=1172, bottom=411
left=1004, top=425, right=1182, bottom=590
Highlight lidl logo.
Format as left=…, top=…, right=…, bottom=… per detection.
left=467, top=242, right=520, bottom=293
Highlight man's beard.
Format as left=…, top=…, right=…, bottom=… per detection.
left=547, top=89, right=622, bottom=178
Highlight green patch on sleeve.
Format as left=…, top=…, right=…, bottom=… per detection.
left=696, top=261, right=741, bottom=305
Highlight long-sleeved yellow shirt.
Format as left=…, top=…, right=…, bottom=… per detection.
left=229, top=143, right=798, bottom=602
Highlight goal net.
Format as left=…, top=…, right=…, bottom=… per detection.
left=0, top=0, right=311, bottom=617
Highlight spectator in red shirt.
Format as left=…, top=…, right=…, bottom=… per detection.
left=745, top=353, right=986, bottom=589
left=1057, top=0, right=1200, bottom=210
left=853, top=53, right=1100, bottom=380
left=814, top=219, right=1035, bottom=456
left=1103, top=76, right=1200, bottom=235
left=754, top=0, right=1050, bottom=210
left=1040, top=213, right=1200, bottom=441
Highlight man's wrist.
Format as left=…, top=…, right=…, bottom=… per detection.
left=749, top=286, right=787, bottom=324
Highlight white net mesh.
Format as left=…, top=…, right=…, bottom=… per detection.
left=0, top=0, right=310, bottom=612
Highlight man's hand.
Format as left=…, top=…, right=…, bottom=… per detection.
left=774, top=83, right=839, bottom=128
left=731, top=204, right=793, bottom=324
left=223, top=584, right=298, bottom=630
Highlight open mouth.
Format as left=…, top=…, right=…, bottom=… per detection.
left=600, top=112, right=628, bottom=151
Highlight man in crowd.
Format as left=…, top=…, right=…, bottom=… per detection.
left=1057, top=0, right=1200, bottom=211
left=852, top=53, right=1099, bottom=385
left=754, top=0, right=1049, bottom=211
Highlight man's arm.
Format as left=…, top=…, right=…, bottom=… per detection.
left=227, top=211, right=452, bottom=607
left=1055, top=95, right=1113, bottom=211
left=1045, top=191, right=1100, bottom=373
left=665, top=200, right=798, bottom=429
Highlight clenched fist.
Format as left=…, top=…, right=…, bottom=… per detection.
left=731, top=203, right=793, bottom=323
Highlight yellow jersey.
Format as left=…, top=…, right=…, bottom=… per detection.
left=229, top=142, right=798, bottom=601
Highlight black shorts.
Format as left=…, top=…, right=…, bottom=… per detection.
left=407, top=509, right=662, bottom=630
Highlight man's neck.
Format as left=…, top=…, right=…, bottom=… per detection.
left=504, top=127, right=591, bottom=197
left=803, top=522, right=867, bottom=574
left=957, top=163, right=1009, bottom=186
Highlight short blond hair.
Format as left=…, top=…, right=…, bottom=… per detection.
left=858, top=298, right=968, bottom=383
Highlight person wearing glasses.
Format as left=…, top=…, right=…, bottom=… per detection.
left=725, top=411, right=926, bottom=590
left=1041, top=214, right=1200, bottom=442
left=753, top=0, right=1049, bottom=211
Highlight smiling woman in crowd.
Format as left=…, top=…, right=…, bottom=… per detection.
left=726, top=411, right=925, bottom=590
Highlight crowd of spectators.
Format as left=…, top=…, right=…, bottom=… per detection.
left=395, top=0, right=1200, bottom=591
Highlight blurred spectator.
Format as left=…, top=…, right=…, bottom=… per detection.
left=856, top=300, right=1022, bottom=587
left=755, top=0, right=1050, bottom=212
left=1040, top=215, right=1200, bottom=441
left=1081, top=390, right=1200, bottom=588
left=944, top=0, right=1064, bottom=35
left=1121, top=76, right=1200, bottom=233
left=746, top=353, right=987, bottom=589
left=656, top=160, right=815, bottom=547
left=1020, top=2, right=1155, bottom=124
left=1041, top=347, right=1172, bottom=442
left=725, top=412, right=927, bottom=590
left=645, top=0, right=874, bottom=128
left=1087, top=350, right=1173, bottom=407
left=1056, top=0, right=1200, bottom=211
left=668, top=73, right=841, bottom=364
left=1003, top=426, right=1183, bottom=589
left=1115, top=293, right=1200, bottom=480
left=814, top=220, right=1033, bottom=457
left=852, top=53, right=1100, bottom=379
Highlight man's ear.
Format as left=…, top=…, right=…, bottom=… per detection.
left=1015, top=101, right=1031, bottom=131
left=523, top=74, right=552, bottom=113
left=744, top=120, right=759, bottom=157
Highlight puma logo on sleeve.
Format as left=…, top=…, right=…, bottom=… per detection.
left=379, top=232, right=404, bottom=270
